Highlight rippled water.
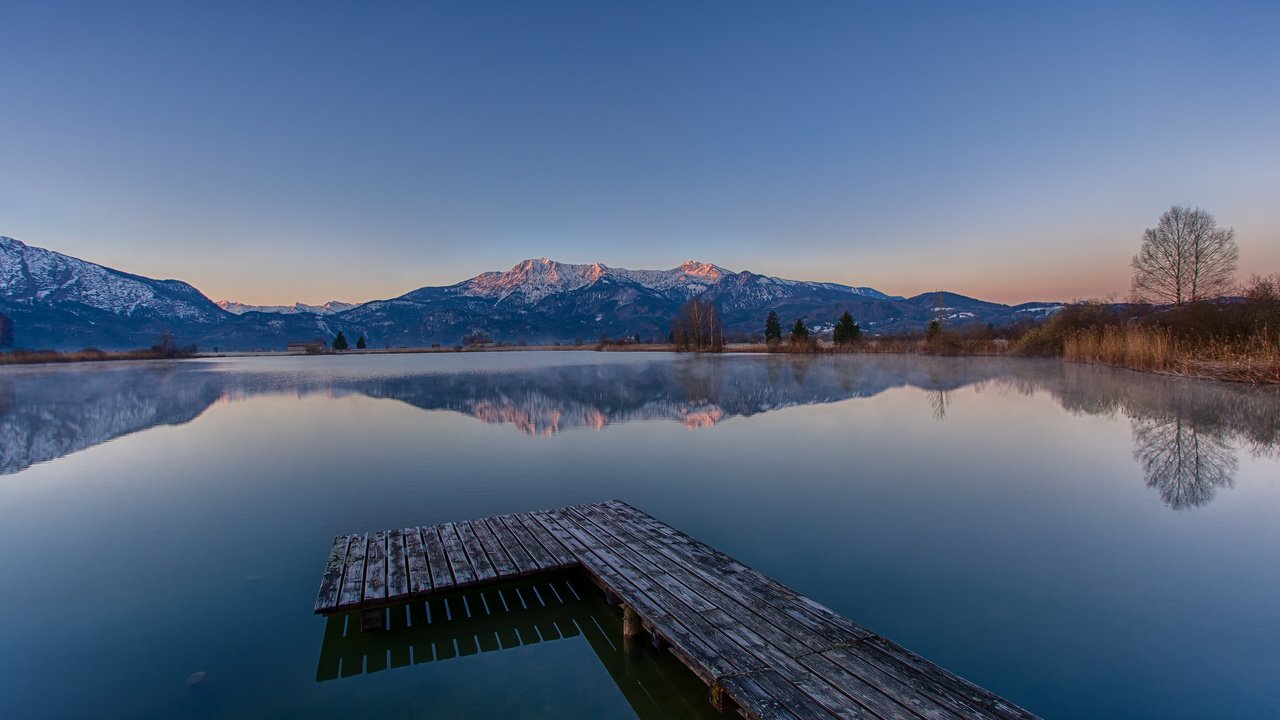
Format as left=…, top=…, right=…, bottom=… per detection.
left=1, top=352, right=1277, bottom=718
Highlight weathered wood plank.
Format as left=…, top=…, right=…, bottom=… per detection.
left=817, top=648, right=984, bottom=720
left=576, top=502, right=855, bottom=661
left=472, top=518, right=519, bottom=578
left=485, top=516, right=539, bottom=574
left=386, top=528, right=410, bottom=600
left=314, top=535, right=350, bottom=613
left=582, top=503, right=830, bottom=645
left=404, top=527, right=431, bottom=595
left=793, top=651, right=934, bottom=720
left=719, top=670, right=828, bottom=720
left=604, top=500, right=875, bottom=642
left=456, top=520, right=498, bottom=582
left=337, top=533, right=368, bottom=609
left=422, top=525, right=455, bottom=591
left=518, top=511, right=578, bottom=566
left=438, top=522, right=478, bottom=587
left=502, top=514, right=556, bottom=570
left=363, top=531, right=388, bottom=603
left=859, top=638, right=1037, bottom=720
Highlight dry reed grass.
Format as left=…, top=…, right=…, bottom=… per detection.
left=1064, top=326, right=1280, bottom=384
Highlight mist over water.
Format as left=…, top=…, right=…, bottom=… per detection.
left=1, top=352, right=1277, bottom=718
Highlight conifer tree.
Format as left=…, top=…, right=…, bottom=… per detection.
left=332, top=331, right=350, bottom=351
left=764, top=310, right=782, bottom=344
left=833, top=311, right=861, bottom=345
left=356, top=335, right=367, bottom=349
left=790, top=318, right=809, bottom=342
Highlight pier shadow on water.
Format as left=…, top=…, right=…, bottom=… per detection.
left=315, top=571, right=720, bottom=720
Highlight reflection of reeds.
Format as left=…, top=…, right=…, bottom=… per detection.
left=987, top=361, right=1280, bottom=458
left=1064, top=326, right=1280, bottom=384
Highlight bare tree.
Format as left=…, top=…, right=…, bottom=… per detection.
left=671, top=298, right=724, bottom=352
left=1131, top=205, right=1239, bottom=305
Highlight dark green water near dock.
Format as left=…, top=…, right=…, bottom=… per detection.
left=1, top=352, right=1278, bottom=718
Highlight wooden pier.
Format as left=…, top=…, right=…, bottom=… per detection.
left=314, top=501, right=1039, bottom=719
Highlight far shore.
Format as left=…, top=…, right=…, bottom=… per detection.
left=3, top=340, right=1277, bottom=386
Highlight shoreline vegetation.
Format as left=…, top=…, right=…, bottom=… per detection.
left=3, top=302, right=1277, bottom=385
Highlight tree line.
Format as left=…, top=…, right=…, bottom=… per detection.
left=673, top=300, right=864, bottom=352
left=330, top=331, right=366, bottom=351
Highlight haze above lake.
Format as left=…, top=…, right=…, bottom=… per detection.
left=1, top=352, right=1278, bottom=718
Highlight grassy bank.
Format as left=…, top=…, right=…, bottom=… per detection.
left=1062, top=327, right=1279, bottom=384
left=1013, top=294, right=1280, bottom=384
left=6, top=293, right=1277, bottom=385
left=731, top=294, right=1280, bottom=385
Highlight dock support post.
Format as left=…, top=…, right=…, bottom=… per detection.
left=709, top=682, right=738, bottom=714
left=361, top=608, right=386, bottom=633
left=622, top=605, right=641, bottom=640
left=645, top=621, right=668, bottom=650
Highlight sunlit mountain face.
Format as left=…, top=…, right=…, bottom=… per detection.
left=0, top=237, right=1060, bottom=350
left=2, top=355, right=1275, bottom=511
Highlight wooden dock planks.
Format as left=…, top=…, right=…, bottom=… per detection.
left=336, top=533, right=367, bottom=609
left=421, top=526, right=454, bottom=591
left=313, top=502, right=1040, bottom=720
left=386, top=529, right=410, bottom=600
left=404, top=528, right=430, bottom=595
left=314, top=535, right=351, bottom=613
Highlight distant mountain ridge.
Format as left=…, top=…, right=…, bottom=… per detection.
left=216, top=299, right=356, bottom=316
left=0, top=235, right=1060, bottom=350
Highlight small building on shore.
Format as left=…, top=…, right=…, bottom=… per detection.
left=287, top=340, right=329, bottom=354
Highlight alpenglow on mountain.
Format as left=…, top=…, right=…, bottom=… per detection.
left=0, top=236, right=1059, bottom=350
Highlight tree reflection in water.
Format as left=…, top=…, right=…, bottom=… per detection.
left=928, top=389, right=951, bottom=421
left=1132, top=416, right=1238, bottom=509
left=992, top=362, right=1278, bottom=511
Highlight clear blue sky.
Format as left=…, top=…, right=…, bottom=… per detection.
left=2, top=0, right=1277, bottom=304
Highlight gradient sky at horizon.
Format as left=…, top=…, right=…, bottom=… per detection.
left=2, top=1, right=1278, bottom=306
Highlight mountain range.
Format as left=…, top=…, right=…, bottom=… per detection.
left=0, top=235, right=1060, bottom=350
left=216, top=299, right=357, bottom=316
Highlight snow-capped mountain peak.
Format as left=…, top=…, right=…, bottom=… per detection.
left=463, top=258, right=612, bottom=304
left=678, top=259, right=726, bottom=277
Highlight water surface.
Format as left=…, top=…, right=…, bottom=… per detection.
left=1, top=352, right=1278, bottom=718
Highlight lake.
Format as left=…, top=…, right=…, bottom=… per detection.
left=1, top=352, right=1278, bottom=719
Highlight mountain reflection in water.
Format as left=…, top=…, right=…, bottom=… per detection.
left=2, top=354, right=1276, bottom=510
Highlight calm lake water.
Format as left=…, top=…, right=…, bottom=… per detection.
left=1, top=352, right=1278, bottom=719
